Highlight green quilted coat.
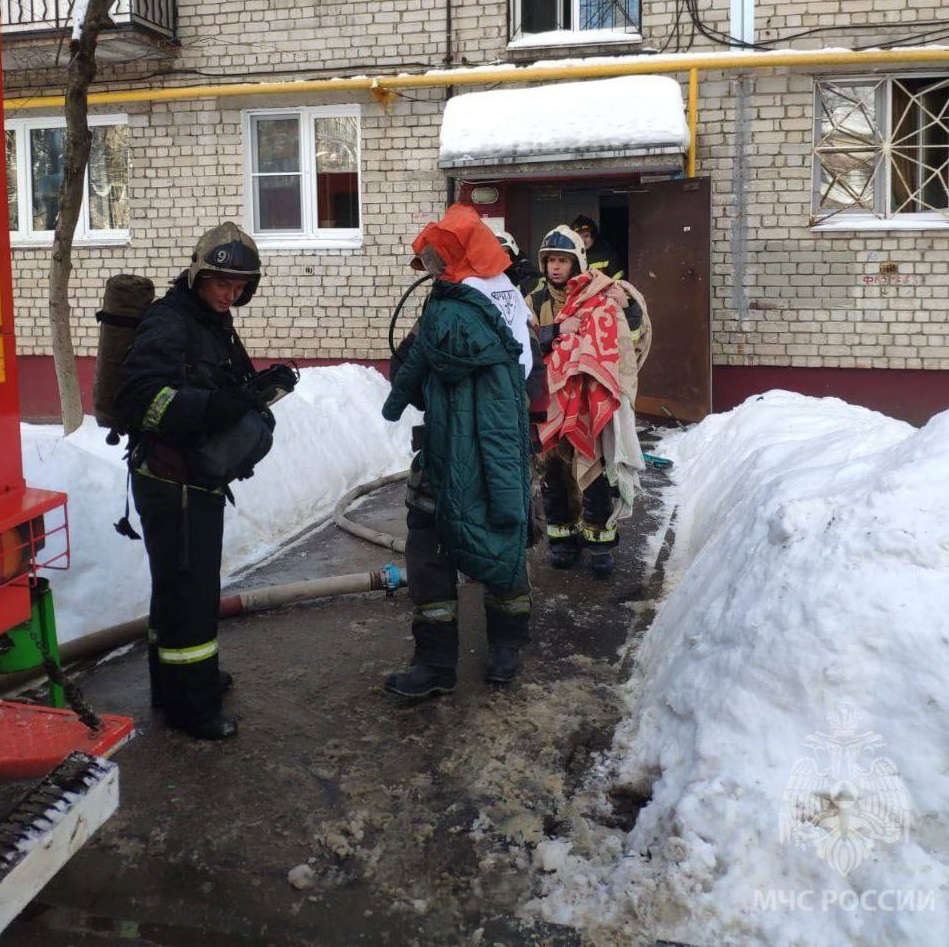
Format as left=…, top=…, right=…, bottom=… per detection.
left=383, top=280, right=531, bottom=589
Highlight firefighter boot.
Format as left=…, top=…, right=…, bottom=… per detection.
left=582, top=478, right=617, bottom=579
left=170, top=713, right=239, bottom=741
left=547, top=534, right=581, bottom=570
left=589, top=550, right=615, bottom=578
left=384, top=612, right=458, bottom=700
left=485, top=602, right=531, bottom=684
left=152, top=669, right=234, bottom=709
left=384, top=664, right=457, bottom=698
left=485, top=647, right=521, bottom=684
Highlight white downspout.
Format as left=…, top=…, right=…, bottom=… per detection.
left=730, top=0, right=755, bottom=47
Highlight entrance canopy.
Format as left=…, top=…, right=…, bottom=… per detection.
left=438, top=75, right=690, bottom=172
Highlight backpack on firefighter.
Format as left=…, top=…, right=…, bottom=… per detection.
left=93, top=273, right=299, bottom=449
left=93, top=274, right=156, bottom=446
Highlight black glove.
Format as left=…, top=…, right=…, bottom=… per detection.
left=247, top=362, right=299, bottom=405
left=625, top=299, right=643, bottom=332
left=538, top=323, right=559, bottom=355
left=205, top=387, right=260, bottom=434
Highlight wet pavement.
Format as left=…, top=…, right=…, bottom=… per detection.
left=0, top=442, right=675, bottom=947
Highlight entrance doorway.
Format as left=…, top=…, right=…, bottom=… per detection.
left=524, top=187, right=629, bottom=277
left=507, top=176, right=712, bottom=422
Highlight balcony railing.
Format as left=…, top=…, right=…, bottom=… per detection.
left=0, top=0, right=175, bottom=41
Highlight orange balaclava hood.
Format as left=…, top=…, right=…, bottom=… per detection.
left=411, top=204, right=511, bottom=283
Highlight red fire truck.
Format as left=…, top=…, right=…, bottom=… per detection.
left=0, top=30, right=133, bottom=931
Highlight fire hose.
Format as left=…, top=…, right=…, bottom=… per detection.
left=0, top=470, right=411, bottom=697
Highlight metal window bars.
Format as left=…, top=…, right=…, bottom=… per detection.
left=813, top=76, right=949, bottom=223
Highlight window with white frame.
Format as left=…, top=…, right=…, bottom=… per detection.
left=244, top=105, right=361, bottom=247
left=511, top=0, right=641, bottom=38
left=813, top=76, right=949, bottom=228
left=5, top=114, right=129, bottom=243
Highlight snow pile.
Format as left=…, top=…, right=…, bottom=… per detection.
left=534, top=391, right=949, bottom=945
left=21, top=364, right=417, bottom=644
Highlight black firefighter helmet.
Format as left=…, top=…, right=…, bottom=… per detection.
left=188, top=222, right=261, bottom=306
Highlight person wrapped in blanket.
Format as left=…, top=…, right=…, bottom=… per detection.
left=381, top=204, right=548, bottom=700
left=524, top=225, right=652, bottom=578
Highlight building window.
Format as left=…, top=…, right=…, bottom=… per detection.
left=512, top=0, right=641, bottom=37
left=813, top=76, right=949, bottom=228
left=244, top=105, right=361, bottom=248
left=5, top=115, right=129, bottom=244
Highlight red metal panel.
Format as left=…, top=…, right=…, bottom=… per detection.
left=0, top=489, right=69, bottom=629
left=0, top=702, right=135, bottom=779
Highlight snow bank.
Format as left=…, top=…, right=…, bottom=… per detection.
left=20, top=364, right=417, bottom=644
left=534, top=391, right=949, bottom=946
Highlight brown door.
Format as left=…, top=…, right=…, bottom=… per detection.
left=628, top=177, right=711, bottom=423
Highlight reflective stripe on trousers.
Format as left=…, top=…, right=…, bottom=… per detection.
left=484, top=591, right=531, bottom=617
left=582, top=523, right=617, bottom=545
left=546, top=521, right=581, bottom=540
left=413, top=600, right=458, bottom=624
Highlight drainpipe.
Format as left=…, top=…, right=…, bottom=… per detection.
left=730, top=75, right=752, bottom=327
left=687, top=69, right=698, bottom=177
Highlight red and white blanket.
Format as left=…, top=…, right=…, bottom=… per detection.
left=538, top=271, right=622, bottom=459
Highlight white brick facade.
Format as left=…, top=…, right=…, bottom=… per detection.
left=3, top=0, right=949, bottom=383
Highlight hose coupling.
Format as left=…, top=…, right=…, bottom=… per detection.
left=379, top=562, right=407, bottom=596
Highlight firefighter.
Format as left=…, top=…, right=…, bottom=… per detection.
left=570, top=214, right=625, bottom=280
left=497, top=230, right=542, bottom=295
left=116, top=223, right=275, bottom=740
left=526, top=225, right=625, bottom=577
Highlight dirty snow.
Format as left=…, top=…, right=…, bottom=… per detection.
left=14, top=380, right=949, bottom=944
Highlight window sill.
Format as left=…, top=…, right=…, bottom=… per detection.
left=506, top=29, right=645, bottom=64
left=252, top=234, right=363, bottom=252
left=11, top=234, right=130, bottom=250
left=810, top=213, right=949, bottom=233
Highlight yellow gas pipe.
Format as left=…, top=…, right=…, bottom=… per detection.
left=6, top=46, right=949, bottom=178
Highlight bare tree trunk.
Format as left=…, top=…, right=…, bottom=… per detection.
left=49, top=0, right=114, bottom=434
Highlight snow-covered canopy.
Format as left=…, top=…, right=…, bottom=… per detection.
left=438, top=75, right=690, bottom=169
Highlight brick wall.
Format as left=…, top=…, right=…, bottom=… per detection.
left=4, top=0, right=949, bottom=379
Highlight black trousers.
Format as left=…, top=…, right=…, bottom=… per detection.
left=404, top=506, right=531, bottom=669
left=132, top=471, right=225, bottom=723
left=540, top=443, right=617, bottom=548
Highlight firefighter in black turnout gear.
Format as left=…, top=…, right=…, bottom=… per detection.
left=117, top=222, right=275, bottom=741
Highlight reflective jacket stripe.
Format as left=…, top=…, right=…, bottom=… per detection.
left=158, top=638, right=219, bottom=665
left=142, top=386, right=177, bottom=432
left=546, top=522, right=581, bottom=540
